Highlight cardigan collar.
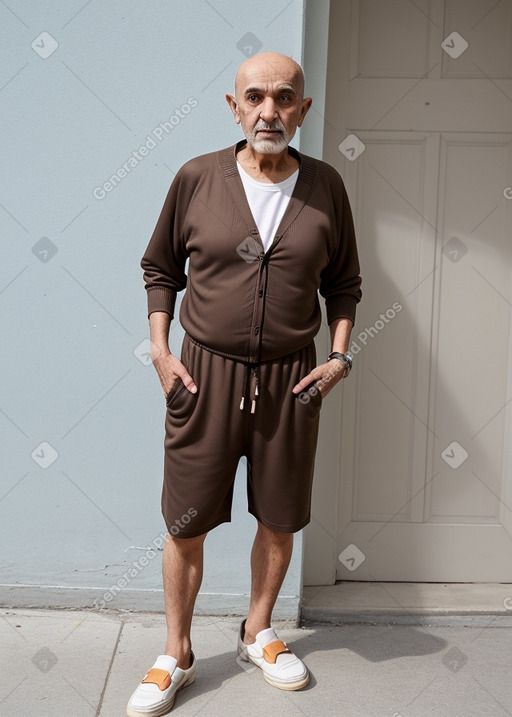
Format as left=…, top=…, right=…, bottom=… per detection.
left=217, top=140, right=317, bottom=247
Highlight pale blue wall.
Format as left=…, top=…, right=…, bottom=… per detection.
left=0, top=0, right=306, bottom=616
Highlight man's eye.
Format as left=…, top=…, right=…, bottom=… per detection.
left=248, top=95, right=259, bottom=102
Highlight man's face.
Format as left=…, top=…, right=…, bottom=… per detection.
left=227, top=55, right=312, bottom=155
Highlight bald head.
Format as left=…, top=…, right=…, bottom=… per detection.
left=226, top=51, right=312, bottom=156
left=235, top=52, right=305, bottom=101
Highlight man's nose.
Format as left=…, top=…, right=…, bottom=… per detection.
left=259, top=98, right=278, bottom=122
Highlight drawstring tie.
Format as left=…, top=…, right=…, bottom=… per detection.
left=240, top=365, right=259, bottom=413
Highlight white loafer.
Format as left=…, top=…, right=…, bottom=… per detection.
left=237, top=619, right=309, bottom=691
left=126, top=652, right=196, bottom=716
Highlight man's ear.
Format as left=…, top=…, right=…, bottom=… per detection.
left=225, top=94, right=241, bottom=124
left=297, top=97, right=313, bottom=128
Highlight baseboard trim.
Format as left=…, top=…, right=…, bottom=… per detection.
left=0, top=584, right=299, bottom=620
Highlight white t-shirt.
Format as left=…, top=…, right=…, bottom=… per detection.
left=237, top=161, right=299, bottom=252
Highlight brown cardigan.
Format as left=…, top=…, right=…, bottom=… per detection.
left=141, top=140, right=362, bottom=363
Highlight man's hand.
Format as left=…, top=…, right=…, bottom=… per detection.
left=148, top=312, right=197, bottom=398
left=292, top=317, right=353, bottom=399
left=292, top=359, right=346, bottom=400
left=152, top=350, right=197, bottom=398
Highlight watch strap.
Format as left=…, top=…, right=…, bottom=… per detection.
left=327, top=351, right=352, bottom=375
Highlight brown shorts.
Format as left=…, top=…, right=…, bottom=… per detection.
left=162, top=334, right=322, bottom=538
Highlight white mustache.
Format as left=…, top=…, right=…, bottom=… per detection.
left=254, top=121, right=285, bottom=132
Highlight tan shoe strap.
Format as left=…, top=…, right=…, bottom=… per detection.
left=142, top=667, right=172, bottom=691
left=262, top=639, right=292, bottom=664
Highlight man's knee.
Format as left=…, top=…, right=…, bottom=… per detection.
left=165, top=531, right=208, bottom=548
left=256, top=522, right=293, bottom=543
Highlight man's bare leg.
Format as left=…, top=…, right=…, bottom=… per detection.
left=163, top=531, right=207, bottom=668
left=243, top=522, right=294, bottom=644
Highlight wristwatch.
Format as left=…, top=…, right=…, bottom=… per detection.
left=327, top=351, right=352, bottom=376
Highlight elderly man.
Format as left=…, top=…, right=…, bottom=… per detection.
left=127, top=52, right=361, bottom=716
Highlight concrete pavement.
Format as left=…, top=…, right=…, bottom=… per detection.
left=2, top=608, right=512, bottom=716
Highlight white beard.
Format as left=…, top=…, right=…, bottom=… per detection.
left=244, top=122, right=291, bottom=154
left=249, top=134, right=289, bottom=154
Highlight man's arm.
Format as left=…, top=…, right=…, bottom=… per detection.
left=141, top=165, right=198, bottom=398
left=292, top=169, right=361, bottom=399
left=141, top=165, right=193, bottom=324
left=329, top=316, right=352, bottom=354
left=149, top=311, right=197, bottom=397
left=292, top=317, right=353, bottom=399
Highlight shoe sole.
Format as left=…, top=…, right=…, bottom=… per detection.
left=238, top=648, right=310, bottom=691
left=263, top=671, right=310, bottom=691
left=126, top=674, right=195, bottom=717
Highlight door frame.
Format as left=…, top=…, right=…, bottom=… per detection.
left=300, top=0, right=342, bottom=586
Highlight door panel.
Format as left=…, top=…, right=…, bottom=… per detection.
left=442, top=0, right=512, bottom=78
left=347, top=134, right=437, bottom=526
left=350, top=0, right=434, bottom=78
left=427, top=135, right=512, bottom=525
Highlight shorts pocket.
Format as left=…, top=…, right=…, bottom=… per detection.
left=165, top=378, right=188, bottom=408
left=296, top=381, right=323, bottom=415
left=165, top=377, right=198, bottom=423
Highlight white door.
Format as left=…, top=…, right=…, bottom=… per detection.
left=304, top=0, right=512, bottom=583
